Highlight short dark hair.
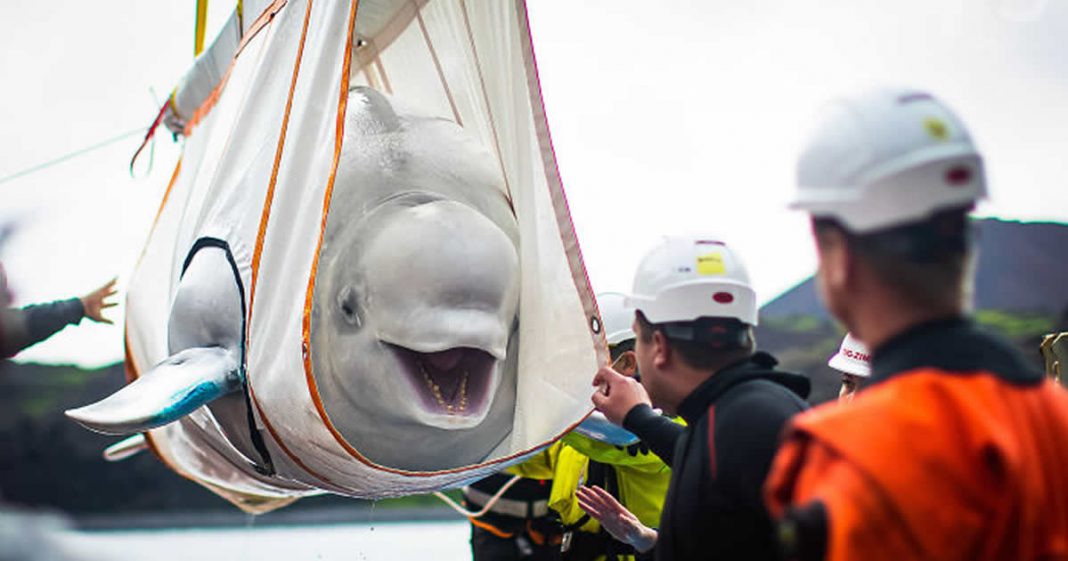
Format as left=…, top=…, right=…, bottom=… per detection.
left=634, top=311, right=754, bottom=372
left=813, top=207, right=972, bottom=311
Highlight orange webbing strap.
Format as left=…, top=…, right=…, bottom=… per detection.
left=526, top=520, right=546, bottom=546
left=469, top=516, right=514, bottom=539
left=526, top=520, right=563, bottom=546
left=195, top=0, right=209, bottom=56
left=527, top=519, right=563, bottom=544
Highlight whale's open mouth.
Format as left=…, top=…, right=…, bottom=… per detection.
left=387, top=344, right=497, bottom=421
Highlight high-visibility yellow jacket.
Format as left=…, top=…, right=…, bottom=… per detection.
left=509, top=428, right=676, bottom=539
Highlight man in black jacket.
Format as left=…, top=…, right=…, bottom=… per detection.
left=585, top=235, right=809, bottom=561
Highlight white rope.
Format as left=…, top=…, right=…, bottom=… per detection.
left=433, top=474, right=523, bottom=519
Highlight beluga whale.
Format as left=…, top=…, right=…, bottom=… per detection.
left=309, top=87, right=521, bottom=469
left=69, top=87, right=521, bottom=470
left=66, top=0, right=603, bottom=511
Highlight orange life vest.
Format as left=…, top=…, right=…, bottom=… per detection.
left=766, top=319, right=1068, bottom=561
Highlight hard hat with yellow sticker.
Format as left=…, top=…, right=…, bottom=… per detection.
left=790, top=87, right=987, bottom=233
left=625, top=235, right=757, bottom=326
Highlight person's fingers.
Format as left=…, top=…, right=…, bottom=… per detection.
left=577, top=486, right=609, bottom=509
left=579, top=496, right=608, bottom=519
left=590, top=485, right=614, bottom=501
left=580, top=486, right=608, bottom=506
left=576, top=496, right=604, bottom=519
left=576, top=490, right=597, bottom=509
left=99, top=317, right=114, bottom=325
left=593, top=365, right=624, bottom=387
left=590, top=486, right=625, bottom=513
left=591, top=389, right=609, bottom=409
left=101, top=302, right=118, bottom=309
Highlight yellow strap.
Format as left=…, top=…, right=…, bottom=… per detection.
left=194, top=0, right=209, bottom=55
left=236, top=0, right=244, bottom=32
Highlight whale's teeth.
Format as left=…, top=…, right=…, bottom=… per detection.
left=419, top=363, right=468, bottom=414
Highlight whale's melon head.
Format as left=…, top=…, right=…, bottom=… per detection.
left=309, top=87, right=521, bottom=471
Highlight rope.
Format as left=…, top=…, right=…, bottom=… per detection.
left=433, top=474, right=523, bottom=519
left=195, top=0, right=209, bottom=56
left=0, top=128, right=145, bottom=187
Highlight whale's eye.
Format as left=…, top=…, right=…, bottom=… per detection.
left=337, top=286, right=362, bottom=328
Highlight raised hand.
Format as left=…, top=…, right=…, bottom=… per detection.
left=591, top=365, right=652, bottom=425
left=576, top=485, right=657, bottom=553
left=80, top=278, right=118, bottom=325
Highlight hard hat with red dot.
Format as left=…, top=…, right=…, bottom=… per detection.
left=828, top=333, right=871, bottom=377
left=791, top=87, right=986, bottom=233
left=597, top=292, right=637, bottom=346
left=626, top=236, right=757, bottom=326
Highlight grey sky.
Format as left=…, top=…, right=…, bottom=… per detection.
left=2, top=0, right=1066, bottom=366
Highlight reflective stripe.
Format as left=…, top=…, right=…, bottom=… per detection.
left=463, top=487, right=549, bottom=519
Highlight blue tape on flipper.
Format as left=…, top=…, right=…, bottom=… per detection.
left=574, top=412, right=640, bottom=446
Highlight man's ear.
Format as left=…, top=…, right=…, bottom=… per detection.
left=652, top=331, right=671, bottom=369
left=615, top=350, right=638, bottom=377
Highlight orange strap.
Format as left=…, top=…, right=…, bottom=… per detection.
left=469, top=517, right=514, bottom=539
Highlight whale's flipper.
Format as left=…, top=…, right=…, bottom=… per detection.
left=573, top=412, right=640, bottom=446
left=103, top=434, right=149, bottom=462
left=66, top=347, right=242, bottom=435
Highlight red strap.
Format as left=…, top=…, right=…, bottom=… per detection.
left=129, top=101, right=170, bottom=174
left=707, top=405, right=717, bottom=479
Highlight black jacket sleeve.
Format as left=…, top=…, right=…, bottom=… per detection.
left=1, top=298, right=84, bottom=357
left=622, top=403, right=685, bottom=467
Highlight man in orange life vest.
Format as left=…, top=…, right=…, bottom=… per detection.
left=764, top=87, right=1068, bottom=561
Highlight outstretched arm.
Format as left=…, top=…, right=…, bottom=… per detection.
left=2, top=298, right=83, bottom=357
left=1, top=278, right=118, bottom=357
left=576, top=485, right=658, bottom=554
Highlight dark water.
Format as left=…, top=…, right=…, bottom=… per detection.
left=57, top=520, right=470, bottom=561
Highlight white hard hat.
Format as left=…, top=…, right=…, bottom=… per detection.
left=792, top=87, right=986, bottom=233
left=626, top=236, right=757, bottom=325
left=828, top=333, right=871, bottom=377
left=597, top=292, right=636, bottom=346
